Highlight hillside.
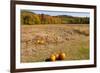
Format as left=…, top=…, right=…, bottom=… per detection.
left=21, top=10, right=89, bottom=25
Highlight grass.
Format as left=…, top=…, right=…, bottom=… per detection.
left=21, top=24, right=89, bottom=62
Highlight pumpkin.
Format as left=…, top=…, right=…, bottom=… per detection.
left=55, top=54, right=59, bottom=60
left=37, top=40, right=41, bottom=44
left=50, top=54, right=56, bottom=61
left=58, top=52, right=66, bottom=60
left=41, top=40, right=45, bottom=44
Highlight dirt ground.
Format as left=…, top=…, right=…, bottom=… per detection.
left=21, top=24, right=89, bottom=63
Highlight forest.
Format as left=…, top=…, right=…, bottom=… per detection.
left=21, top=10, right=89, bottom=25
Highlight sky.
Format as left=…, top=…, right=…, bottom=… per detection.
left=30, top=10, right=90, bottom=17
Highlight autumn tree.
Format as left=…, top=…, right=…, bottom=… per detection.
left=21, top=10, right=89, bottom=25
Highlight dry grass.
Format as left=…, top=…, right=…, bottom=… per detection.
left=21, top=24, right=89, bottom=62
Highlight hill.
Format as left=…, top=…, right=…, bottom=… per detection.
left=21, top=10, right=89, bottom=25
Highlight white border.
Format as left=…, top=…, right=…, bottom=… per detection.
left=16, top=4, right=94, bottom=69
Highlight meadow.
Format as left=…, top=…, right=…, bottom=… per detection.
left=21, top=24, right=89, bottom=62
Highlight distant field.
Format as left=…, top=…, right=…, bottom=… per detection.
left=21, top=24, right=89, bottom=63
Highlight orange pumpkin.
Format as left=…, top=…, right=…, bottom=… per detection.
left=58, top=52, right=66, bottom=60
left=41, top=40, right=45, bottom=44
left=55, top=54, right=59, bottom=60
left=50, top=54, right=56, bottom=61
left=37, top=40, right=41, bottom=44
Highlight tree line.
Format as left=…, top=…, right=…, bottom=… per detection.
left=21, top=10, right=89, bottom=25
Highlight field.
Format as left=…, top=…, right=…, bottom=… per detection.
left=21, top=24, right=89, bottom=63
